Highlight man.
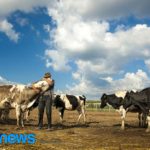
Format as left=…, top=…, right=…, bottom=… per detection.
left=38, top=72, right=54, bottom=130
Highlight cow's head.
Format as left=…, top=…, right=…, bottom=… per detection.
left=53, top=95, right=65, bottom=108
left=32, top=80, right=50, bottom=93
left=100, top=93, right=108, bottom=108
left=53, top=94, right=59, bottom=107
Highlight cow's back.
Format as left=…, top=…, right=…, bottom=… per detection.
left=0, top=85, right=13, bottom=100
left=66, top=95, right=79, bottom=110
left=130, top=88, right=150, bottom=102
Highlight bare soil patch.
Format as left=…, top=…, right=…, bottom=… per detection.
left=0, top=109, right=150, bottom=149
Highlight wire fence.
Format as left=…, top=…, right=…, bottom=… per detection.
left=86, top=103, right=115, bottom=112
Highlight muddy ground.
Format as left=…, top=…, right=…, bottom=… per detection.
left=0, top=109, right=150, bottom=150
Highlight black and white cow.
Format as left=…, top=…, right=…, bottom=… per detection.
left=0, top=80, right=53, bottom=128
left=53, top=94, right=86, bottom=123
left=123, top=88, right=150, bottom=132
left=100, top=91, right=145, bottom=130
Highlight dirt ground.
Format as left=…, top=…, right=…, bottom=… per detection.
left=0, top=108, right=150, bottom=150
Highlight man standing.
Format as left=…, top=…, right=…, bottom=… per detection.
left=38, top=72, right=54, bottom=130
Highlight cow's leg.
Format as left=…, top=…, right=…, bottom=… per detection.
left=59, top=108, right=64, bottom=123
left=2, top=109, right=10, bottom=121
left=142, top=113, right=147, bottom=127
left=1, top=109, right=9, bottom=123
left=77, top=108, right=82, bottom=123
left=25, top=110, right=30, bottom=122
left=5, top=109, right=10, bottom=120
left=16, top=105, right=21, bottom=127
left=21, top=112, right=24, bottom=128
left=121, top=117, right=125, bottom=130
left=0, top=109, right=2, bottom=120
left=83, top=107, right=86, bottom=123
left=138, top=112, right=142, bottom=127
left=119, top=107, right=126, bottom=130
left=141, top=113, right=144, bottom=127
left=81, top=106, right=86, bottom=123
left=146, top=115, right=150, bottom=132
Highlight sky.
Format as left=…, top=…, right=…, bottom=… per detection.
left=0, top=0, right=150, bottom=99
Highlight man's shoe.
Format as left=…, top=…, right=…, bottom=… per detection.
left=37, top=126, right=42, bottom=130
left=47, top=127, right=53, bottom=131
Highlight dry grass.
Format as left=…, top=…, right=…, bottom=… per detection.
left=0, top=109, right=150, bottom=149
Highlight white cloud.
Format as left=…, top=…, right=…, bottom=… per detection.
left=67, top=70, right=150, bottom=99
left=110, top=69, right=150, bottom=91
left=145, top=59, right=150, bottom=70
left=0, top=0, right=57, bottom=42
left=16, top=17, right=29, bottom=27
left=0, top=0, right=55, bottom=18
left=45, top=20, right=150, bottom=74
left=0, top=19, right=19, bottom=42
left=47, top=0, right=150, bottom=22
left=43, top=24, right=51, bottom=33
left=44, top=0, right=150, bottom=99
left=0, top=76, right=15, bottom=85
left=45, top=49, right=71, bottom=71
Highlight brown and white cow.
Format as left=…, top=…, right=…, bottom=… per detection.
left=0, top=80, right=53, bottom=128
left=0, top=85, right=13, bottom=120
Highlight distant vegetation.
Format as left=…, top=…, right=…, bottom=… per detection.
left=86, top=100, right=115, bottom=112
left=86, top=100, right=99, bottom=103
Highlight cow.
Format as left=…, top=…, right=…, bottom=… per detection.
left=123, top=88, right=150, bottom=132
left=0, top=85, right=13, bottom=121
left=100, top=92, right=145, bottom=130
left=0, top=80, right=53, bottom=128
left=53, top=94, right=86, bottom=123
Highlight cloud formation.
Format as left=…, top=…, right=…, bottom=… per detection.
left=44, top=0, right=150, bottom=98
left=0, top=76, right=15, bottom=85
left=0, top=19, right=19, bottom=42
left=0, top=0, right=55, bottom=42
left=0, top=0, right=55, bottom=18
left=0, top=0, right=150, bottom=98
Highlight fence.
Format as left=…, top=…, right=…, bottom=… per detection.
left=86, top=102, right=115, bottom=112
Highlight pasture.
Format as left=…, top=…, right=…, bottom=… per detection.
left=0, top=107, right=150, bottom=150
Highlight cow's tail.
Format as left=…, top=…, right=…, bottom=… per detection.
left=82, top=95, right=86, bottom=105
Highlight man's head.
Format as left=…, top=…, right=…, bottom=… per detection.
left=44, top=72, right=51, bottom=78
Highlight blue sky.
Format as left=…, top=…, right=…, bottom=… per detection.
left=0, top=7, right=73, bottom=91
left=0, top=0, right=150, bottom=99
left=0, top=9, right=50, bottom=82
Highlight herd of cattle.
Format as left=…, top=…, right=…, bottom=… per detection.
left=100, top=88, right=150, bottom=132
left=0, top=80, right=150, bottom=132
left=0, top=81, right=86, bottom=128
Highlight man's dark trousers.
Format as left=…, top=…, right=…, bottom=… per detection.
left=38, top=91, right=53, bottom=128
